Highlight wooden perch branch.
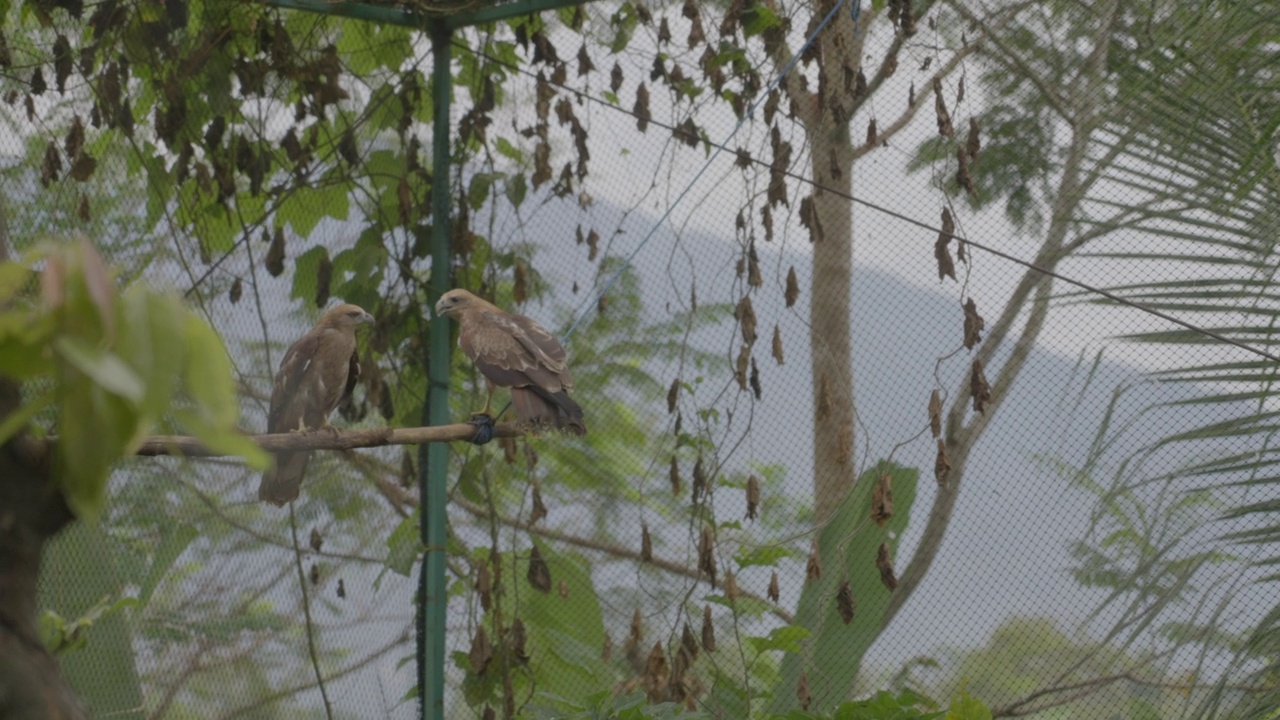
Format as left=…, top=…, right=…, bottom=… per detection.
left=133, top=422, right=523, bottom=457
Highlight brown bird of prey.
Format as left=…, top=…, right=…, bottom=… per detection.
left=258, top=303, right=374, bottom=506
left=435, top=289, right=586, bottom=437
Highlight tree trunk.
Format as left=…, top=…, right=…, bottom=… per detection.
left=807, top=2, right=861, bottom=525
left=0, top=379, right=85, bottom=720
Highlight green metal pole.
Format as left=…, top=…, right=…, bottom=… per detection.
left=420, top=18, right=453, bottom=720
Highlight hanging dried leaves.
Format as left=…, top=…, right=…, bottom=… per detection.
left=956, top=76, right=966, bottom=105
left=265, top=228, right=286, bottom=277
left=310, top=527, right=323, bottom=552
left=634, top=82, right=651, bottom=132
left=669, top=455, right=681, bottom=495
left=746, top=474, right=760, bottom=520
left=799, top=195, right=823, bottom=243
left=476, top=560, right=492, bottom=611
left=933, top=77, right=954, bottom=137
left=337, top=579, right=346, bottom=598
left=837, top=579, right=856, bottom=624
left=314, top=250, right=332, bottom=308
left=40, top=141, right=61, bottom=188
left=971, top=358, right=991, bottom=414
left=785, top=266, right=800, bottom=306
left=530, top=483, right=548, bottom=525
left=229, top=277, right=242, bottom=304
left=797, top=672, right=811, bottom=710
left=866, top=118, right=877, bottom=146
left=871, top=472, right=893, bottom=527
left=52, top=34, right=73, bottom=93
left=532, top=142, right=551, bottom=188
left=658, top=16, right=672, bottom=44
left=956, top=145, right=976, bottom=198
left=678, top=621, right=699, bottom=664
left=966, top=116, right=982, bottom=164
left=701, top=605, right=716, bottom=652
left=513, top=261, right=528, bottom=305
left=510, top=617, right=529, bottom=663
left=698, top=525, right=716, bottom=587
left=722, top=570, right=739, bottom=602
left=747, top=243, right=763, bottom=287
left=929, top=389, right=942, bottom=438
left=750, top=357, right=761, bottom=399
left=641, top=522, right=653, bottom=562
left=908, top=80, right=916, bottom=108
left=935, top=437, right=951, bottom=487
left=768, top=570, right=780, bottom=602
left=806, top=540, right=822, bottom=583
left=527, top=544, right=551, bottom=593
left=762, top=204, right=774, bottom=242
left=935, top=215, right=956, bottom=282
left=772, top=325, right=785, bottom=365
left=688, top=13, right=706, bottom=47
left=963, top=298, right=985, bottom=350
left=735, top=345, right=750, bottom=391
left=469, top=625, right=492, bottom=675
left=736, top=295, right=757, bottom=345
left=586, top=229, right=600, bottom=261
left=877, top=542, right=898, bottom=591
left=643, top=642, right=669, bottom=703
left=577, top=43, right=595, bottom=76
left=309, top=563, right=320, bottom=586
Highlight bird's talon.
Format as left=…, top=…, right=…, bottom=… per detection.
left=468, top=413, right=496, bottom=445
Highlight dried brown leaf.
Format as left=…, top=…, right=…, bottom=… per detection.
left=837, top=579, right=856, bottom=624
left=877, top=542, right=898, bottom=591
left=929, top=389, right=942, bottom=438
left=310, top=527, right=323, bottom=553
left=513, top=261, right=528, bottom=305
left=265, top=228, right=286, bottom=277
left=934, top=235, right=956, bottom=282
left=468, top=624, right=492, bottom=675
left=768, top=570, right=780, bottom=602
left=680, top=621, right=699, bottom=666
left=314, top=250, right=332, bottom=308
left=971, top=358, right=991, bottom=414
left=669, top=455, right=681, bottom=495
left=866, top=118, right=877, bottom=147
left=963, top=298, right=985, bottom=350
left=798, top=195, right=822, bottom=242
left=309, top=563, right=320, bottom=586
left=806, top=540, right=822, bottom=583
left=476, top=560, right=492, bottom=611
left=746, top=474, right=761, bottom=521
left=966, top=116, right=982, bottom=163
left=785, top=266, right=800, bottom=306
left=735, top=344, right=749, bottom=391
left=933, top=77, right=953, bottom=137
left=530, top=483, right=548, bottom=525
left=750, top=357, right=761, bottom=399
left=797, top=672, right=811, bottom=710
left=692, top=453, right=707, bottom=503
left=658, top=16, right=672, bottom=44
left=640, top=522, right=653, bottom=562
left=871, top=472, right=893, bottom=527
left=956, top=145, right=976, bottom=198
left=701, top=605, right=716, bottom=652
left=510, top=617, right=529, bottom=663
left=772, top=324, right=785, bottom=365
left=527, top=543, right=551, bottom=593
left=736, top=295, right=757, bottom=345
left=935, top=437, right=951, bottom=487
left=687, top=13, right=705, bottom=47
left=634, top=82, right=651, bottom=132
left=698, top=525, right=716, bottom=587
left=337, top=579, right=346, bottom=598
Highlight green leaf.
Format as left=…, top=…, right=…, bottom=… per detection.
left=505, top=172, right=527, bottom=207
left=0, top=389, right=51, bottom=446
left=54, top=337, right=145, bottom=403
left=747, top=625, right=812, bottom=655
left=137, top=523, right=197, bottom=608
left=385, top=510, right=423, bottom=577
left=945, top=692, right=992, bottom=720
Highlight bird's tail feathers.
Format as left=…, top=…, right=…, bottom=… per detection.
left=258, top=451, right=310, bottom=506
left=513, top=386, right=587, bottom=436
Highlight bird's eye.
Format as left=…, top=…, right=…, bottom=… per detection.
left=348, top=311, right=360, bottom=317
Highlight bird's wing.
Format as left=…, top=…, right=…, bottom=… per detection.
left=267, top=331, right=320, bottom=432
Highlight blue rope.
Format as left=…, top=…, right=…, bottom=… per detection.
left=557, top=0, right=850, bottom=345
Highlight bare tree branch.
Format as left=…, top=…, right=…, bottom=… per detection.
left=128, top=422, right=522, bottom=457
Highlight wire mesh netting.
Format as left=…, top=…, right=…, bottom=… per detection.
left=4, top=0, right=1280, bottom=718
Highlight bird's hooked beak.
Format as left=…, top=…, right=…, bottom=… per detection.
left=358, top=311, right=374, bottom=324
left=433, top=296, right=452, bottom=317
